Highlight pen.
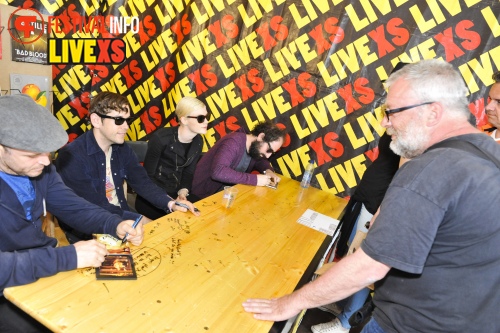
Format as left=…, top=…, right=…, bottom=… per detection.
left=121, top=215, right=143, bottom=244
left=175, top=201, right=200, bottom=213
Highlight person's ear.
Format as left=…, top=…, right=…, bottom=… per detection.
left=179, top=116, right=188, bottom=126
left=426, top=102, right=442, bottom=127
left=89, top=113, right=102, bottom=128
left=257, top=132, right=265, bottom=141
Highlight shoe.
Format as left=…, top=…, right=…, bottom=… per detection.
left=311, top=318, right=349, bottom=333
left=317, top=302, right=343, bottom=316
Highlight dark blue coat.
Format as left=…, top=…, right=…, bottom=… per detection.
left=0, top=165, right=122, bottom=293
left=56, top=130, right=173, bottom=223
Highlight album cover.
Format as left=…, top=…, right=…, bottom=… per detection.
left=95, top=252, right=137, bottom=280
left=93, top=234, right=137, bottom=280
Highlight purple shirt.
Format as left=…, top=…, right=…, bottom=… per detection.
left=192, top=130, right=272, bottom=199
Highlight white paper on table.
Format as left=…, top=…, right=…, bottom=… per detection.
left=297, top=209, right=340, bottom=236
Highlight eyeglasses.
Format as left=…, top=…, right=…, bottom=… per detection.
left=266, top=141, right=275, bottom=154
left=95, top=113, right=133, bottom=126
left=383, top=102, right=434, bottom=120
left=186, top=115, right=208, bottom=123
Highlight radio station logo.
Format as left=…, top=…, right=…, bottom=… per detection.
left=8, top=8, right=139, bottom=64
left=48, top=38, right=125, bottom=64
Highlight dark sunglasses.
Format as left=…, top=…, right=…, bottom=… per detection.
left=95, top=113, right=134, bottom=126
left=186, top=115, right=208, bottom=123
left=383, top=102, right=434, bottom=120
left=266, top=141, right=276, bottom=154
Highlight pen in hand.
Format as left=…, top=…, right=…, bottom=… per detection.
left=121, top=215, right=143, bottom=244
left=175, top=201, right=200, bottom=213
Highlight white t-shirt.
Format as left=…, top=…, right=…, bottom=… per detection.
left=490, top=129, right=500, bottom=142
left=105, top=148, right=119, bottom=206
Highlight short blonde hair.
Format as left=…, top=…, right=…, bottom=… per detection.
left=175, top=97, right=206, bottom=118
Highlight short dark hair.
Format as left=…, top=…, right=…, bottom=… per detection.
left=89, top=92, right=130, bottom=115
left=250, top=120, right=287, bottom=142
left=493, top=71, right=500, bottom=83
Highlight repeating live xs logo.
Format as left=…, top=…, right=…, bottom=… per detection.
left=8, top=7, right=137, bottom=64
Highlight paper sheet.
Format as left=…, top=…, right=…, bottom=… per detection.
left=297, top=209, right=339, bottom=236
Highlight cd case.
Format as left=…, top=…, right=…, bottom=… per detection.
left=94, top=234, right=137, bottom=280
left=266, top=182, right=278, bottom=190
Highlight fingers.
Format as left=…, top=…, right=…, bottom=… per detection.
left=257, top=174, right=268, bottom=186
left=74, top=240, right=108, bottom=268
left=190, top=207, right=201, bottom=216
left=126, top=223, right=144, bottom=246
left=175, top=200, right=200, bottom=215
left=267, top=171, right=280, bottom=183
left=242, top=299, right=276, bottom=320
left=174, top=206, right=188, bottom=212
left=117, top=220, right=144, bottom=245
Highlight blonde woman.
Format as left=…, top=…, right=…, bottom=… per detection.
left=135, top=97, right=208, bottom=219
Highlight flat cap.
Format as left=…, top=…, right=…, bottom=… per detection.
left=0, top=94, right=68, bottom=152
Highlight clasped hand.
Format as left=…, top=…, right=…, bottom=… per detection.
left=257, top=170, right=281, bottom=186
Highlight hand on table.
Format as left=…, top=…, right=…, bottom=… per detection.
left=73, top=240, right=108, bottom=268
left=257, top=170, right=281, bottom=187
left=172, top=199, right=200, bottom=216
left=117, top=219, right=144, bottom=245
left=265, top=170, right=281, bottom=185
left=242, top=295, right=301, bottom=322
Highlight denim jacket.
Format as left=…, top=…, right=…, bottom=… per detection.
left=56, top=131, right=173, bottom=223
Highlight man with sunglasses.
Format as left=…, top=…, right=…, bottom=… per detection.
left=56, top=92, right=198, bottom=242
left=243, top=60, right=500, bottom=333
left=192, top=120, right=286, bottom=200
left=135, top=96, right=207, bottom=219
left=0, top=94, right=144, bottom=332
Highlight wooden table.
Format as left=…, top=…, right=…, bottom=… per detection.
left=4, top=177, right=346, bottom=333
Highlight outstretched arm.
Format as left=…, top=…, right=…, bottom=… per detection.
left=242, top=248, right=390, bottom=322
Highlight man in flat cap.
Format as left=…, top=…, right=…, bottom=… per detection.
left=0, top=94, right=144, bottom=332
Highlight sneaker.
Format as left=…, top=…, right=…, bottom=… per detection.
left=311, top=318, right=349, bottom=333
left=317, top=302, right=343, bottom=316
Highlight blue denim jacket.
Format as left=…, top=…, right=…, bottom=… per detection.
left=56, top=130, right=173, bottom=222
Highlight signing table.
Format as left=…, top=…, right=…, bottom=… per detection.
left=4, top=177, right=346, bottom=333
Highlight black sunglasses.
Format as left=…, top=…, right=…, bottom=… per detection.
left=383, top=102, right=434, bottom=120
left=95, top=113, right=134, bottom=126
left=266, top=141, right=275, bottom=154
left=186, top=115, right=208, bottom=123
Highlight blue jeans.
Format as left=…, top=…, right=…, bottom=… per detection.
left=361, top=318, right=387, bottom=333
left=337, top=287, right=371, bottom=329
left=348, top=204, right=371, bottom=248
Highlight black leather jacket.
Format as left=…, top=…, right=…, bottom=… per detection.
left=143, top=126, right=203, bottom=197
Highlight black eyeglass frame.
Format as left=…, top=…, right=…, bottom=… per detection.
left=265, top=141, right=275, bottom=155
left=186, top=115, right=208, bottom=123
left=383, top=102, right=434, bottom=120
left=95, top=113, right=134, bottom=126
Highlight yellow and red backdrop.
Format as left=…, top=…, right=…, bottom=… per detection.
left=5, top=0, right=500, bottom=197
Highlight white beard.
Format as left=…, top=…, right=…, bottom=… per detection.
left=387, top=120, right=429, bottom=159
